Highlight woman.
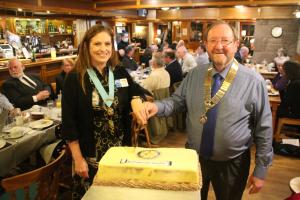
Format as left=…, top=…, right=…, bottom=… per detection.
left=62, top=25, right=148, bottom=199
left=55, top=58, right=74, bottom=96
left=278, top=61, right=300, bottom=119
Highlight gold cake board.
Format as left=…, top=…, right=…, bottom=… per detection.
left=82, top=185, right=200, bottom=200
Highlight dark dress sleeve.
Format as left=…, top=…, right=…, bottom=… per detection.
left=61, top=72, right=80, bottom=141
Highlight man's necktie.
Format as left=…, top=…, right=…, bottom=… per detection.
left=22, top=76, right=36, bottom=89
left=200, top=73, right=223, bottom=158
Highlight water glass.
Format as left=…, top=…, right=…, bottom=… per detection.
left=47, top=100, right=54, bottom=109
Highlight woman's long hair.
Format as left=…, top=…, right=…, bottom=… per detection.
left=75, top=25, right=118, bottom=93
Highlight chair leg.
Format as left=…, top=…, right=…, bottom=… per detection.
left=143, top=126, right=151, bottom=148
left=275, top=119, right=284, bottom=142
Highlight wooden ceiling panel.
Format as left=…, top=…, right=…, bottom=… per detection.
left=141, top=0, right=186, bottom=4
left=42, top=0, right=93, bottom=10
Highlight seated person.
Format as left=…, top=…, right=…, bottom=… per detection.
left=1, top=58, right=51, bottom=110
left=0, top=92, right=14, bottom=114
left=234, top=46, right=249, bottom=64
left=164, top=49, right=182, bottom=86
left=141, top=53, right=170, bottom=93
left=176, top=46, right=197, bottom=74
left=195, top=44, right=210, bottom=66
left=272, top=48, right=290, bottom=97
left=140, top=47, right=152, bottom=68
left=55, top=58, right=74, bottom=96
left=122, top=46, right=138, bottom=72
left=277, top=61, right=300, bottom=119
left=274, top=48, right=290, bottom=69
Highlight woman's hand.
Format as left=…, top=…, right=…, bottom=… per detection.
left=68, top=140, right=89, bottom=179
left=74, top=156, right=89, bottom=179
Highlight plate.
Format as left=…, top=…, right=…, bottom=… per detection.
left=3, top=127, right=25, bottom=139
left=0, top=139, right=6, bottom=149
left=29, top=119, right=53, bottom=130
left=268, top=91, right=279, bottom=96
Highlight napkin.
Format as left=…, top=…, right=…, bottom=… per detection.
left=39, top=139, right=62, bottom=164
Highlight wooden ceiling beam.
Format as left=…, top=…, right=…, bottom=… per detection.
left=94, top=0, right=300, bottom=11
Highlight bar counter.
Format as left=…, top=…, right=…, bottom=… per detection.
left=0, top=55, right=77, bottom=86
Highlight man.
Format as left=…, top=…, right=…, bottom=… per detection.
left=195, top=44, right=210, bottom=66
left=117, top=32, right=130, bottom=58
left=137, top=21, right=273, bottom=200
left=164, top=49, right=182, bottom=86
left=176, top=46, right=197, bottom=74
left=1, top=58, right=51, bottom=110
left=141, top=53, right=170, bottom=93
left=234, top=46, right=249, bottom=64
left=122, top=46, right=138, bottom=72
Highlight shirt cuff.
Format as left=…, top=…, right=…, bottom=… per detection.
left=33, top=95, right=38, bottom=102
left=253, top=165, right=269, bottom=179
left=154, top=101, right=164, bottom=116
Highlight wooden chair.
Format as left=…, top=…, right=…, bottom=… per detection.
left=1, top=150, right=66, bottom=200
left=171, top=81, right=186, bottom=131
left=131, top=113, right=151, bottom=148
left=275, top=118, right=300, bottom=141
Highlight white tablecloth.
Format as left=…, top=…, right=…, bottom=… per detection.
left=0, top=122, right=57, bottom=176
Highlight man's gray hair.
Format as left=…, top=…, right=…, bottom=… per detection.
left=239, top=46, right=249, bottom=54
left=151, top=53, right=165, bottom=68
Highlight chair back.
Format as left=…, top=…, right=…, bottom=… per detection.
left=147, top=88, right=173, bottom=144
left=1, top=150, right=66, bottom=200
left=131, top=113, right=151, bottom=148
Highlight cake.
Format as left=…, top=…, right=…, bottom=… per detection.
left=93, top=147, right=200, bottom=191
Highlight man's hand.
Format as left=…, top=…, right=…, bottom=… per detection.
left=247, top=174, right=265, bottom=194
left=143, top=102, right=158, bottom=118
left=131, top=100, right=158, bottom=125
left=36, top=90, right=50, bottom=101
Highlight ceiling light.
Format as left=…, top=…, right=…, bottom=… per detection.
left=161, top=7, right=170, bottom=11
left=46, top=10, right=50, bottom=14
left=294, top=10, right=300, bottom=18
left=235, top=5, right=244, bottom=9
left=17, top=8, right=22, bottom=12
left=175, top=7, right=180, bottom=10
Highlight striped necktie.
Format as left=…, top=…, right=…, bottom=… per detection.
left=21, top=76, right=37, bottom=89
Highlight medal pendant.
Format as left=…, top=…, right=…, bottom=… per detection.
left=199, top=115, right=207, bottom=124
left=107, top=107, right=114, bottom=116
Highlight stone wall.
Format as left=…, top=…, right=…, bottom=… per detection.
left=253, top=19, right=300, bottom=64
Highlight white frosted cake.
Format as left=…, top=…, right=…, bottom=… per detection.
left=93, top=147, right=200, bottom=191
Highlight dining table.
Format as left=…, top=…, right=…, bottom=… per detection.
left=0, top=106, right=61, bottom=177
left=269, top=94, right=281, bottom=136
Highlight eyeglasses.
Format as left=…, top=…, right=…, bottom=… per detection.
left=207, top=39, right=234, bottom=47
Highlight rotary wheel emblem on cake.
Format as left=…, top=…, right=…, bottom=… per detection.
left=137, top=149, right=160, bottom=159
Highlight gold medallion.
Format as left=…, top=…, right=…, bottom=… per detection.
left=107, top=107, right=114, bottom=116
left=199, top=114, right=207, bottom=124
left=199, top=59, right=239, bottom=125
left=137, top=150, right=160, bottom=159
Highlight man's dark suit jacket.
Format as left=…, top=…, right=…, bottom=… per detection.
left=234, top=51, right=243, bottom=64
left=1, top=74, right=51, bottom=110
left=122, top=55, right=138, bottom=71
left=165, top=60, right=183, bottom=86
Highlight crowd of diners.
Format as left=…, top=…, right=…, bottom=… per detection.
left=0, top=20, right=300, bottom=200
